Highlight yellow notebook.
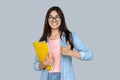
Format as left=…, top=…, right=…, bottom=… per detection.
left=33, top=41, right=53, bottom=71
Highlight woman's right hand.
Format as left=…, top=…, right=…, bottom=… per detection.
left=38, top=54, right=54, bottom=70
left=43, top=55, right=53, bottom=67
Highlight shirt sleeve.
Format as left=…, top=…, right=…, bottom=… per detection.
left=33, top=55, right=41, bottom=71
left=72, top=32, right=94, bottom=61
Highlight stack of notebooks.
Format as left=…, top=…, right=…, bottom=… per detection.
left=33, top=41, right=53, bottom=71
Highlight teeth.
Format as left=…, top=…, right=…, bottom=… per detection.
left=51, top=22, right=58, bottom=26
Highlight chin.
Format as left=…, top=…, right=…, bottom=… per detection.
left=51, top=25, right=59, bottom=29
left=52, top=27, right=59, bottom=29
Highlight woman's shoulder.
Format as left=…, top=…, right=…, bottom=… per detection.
left=71, top=31, right=83, bottom=41
left=71, top=32, right=78, bottom=37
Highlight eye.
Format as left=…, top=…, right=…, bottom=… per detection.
left=49, top=15, right=53, bottom=19
left=55, top=15, right=61, bottom=20
left=55, top=15, right=60, bottom=18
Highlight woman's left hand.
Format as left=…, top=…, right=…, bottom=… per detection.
left=60, top=41, right=81, bottom=58
left=60, top=41, right=72, bottom=56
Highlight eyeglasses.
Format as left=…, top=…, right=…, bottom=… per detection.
left=48, top=15, right=61, bottom=22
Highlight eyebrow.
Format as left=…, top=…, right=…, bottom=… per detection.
left=49, top=15, right=60, bottom=17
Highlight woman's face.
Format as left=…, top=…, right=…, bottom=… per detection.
left=48, top=10, right=61, bottom=29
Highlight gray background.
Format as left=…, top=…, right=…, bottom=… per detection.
left=0, top=0, right=120, bottom=80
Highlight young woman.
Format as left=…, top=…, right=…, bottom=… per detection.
left=33, top=6, right=94, bottom=80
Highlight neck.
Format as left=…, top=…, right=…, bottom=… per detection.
left=51, top=29, right=60, bottom=35
left=50, top=29, right=60, bottom=38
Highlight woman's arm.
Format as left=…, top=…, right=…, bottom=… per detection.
left=38, top=62, right=46, bottom=70
left=33, top=55, right=53, bottom=71
left=60, top=32, right=94, bottom=60
left=39, top=56, right=53, bottom=69
left=72, top=32, right=94, bottom=60
left=67, top=49, right=81, bottom=58
left=33, top=55, right=41, bottom=71
left=60, top=46, right=81, bottom=59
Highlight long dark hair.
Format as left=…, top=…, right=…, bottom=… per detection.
left=39, top=6, right=74, bottom=50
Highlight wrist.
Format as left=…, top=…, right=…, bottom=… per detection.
left=67, top=49, right=73, bottom=56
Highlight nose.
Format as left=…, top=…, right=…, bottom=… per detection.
left=52, top=19, right=56, bottom=22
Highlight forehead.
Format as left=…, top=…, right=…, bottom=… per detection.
left=49, top=10, right=59, bottom=16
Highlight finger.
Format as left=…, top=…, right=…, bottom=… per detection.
left=60, top=46, right=63, bottom=52
left=67, top=41, right=71, bottom=49
left=46, top=55, right=49, bottom=60
left=61, top=46, right=65, bottom=53
left=46, top=52, right=50, bottom=58
left=51, top=57, right=54, bottom=64
left=67, top=41, right=71, bottom=47
left=60, top=46, right=63, bottom=49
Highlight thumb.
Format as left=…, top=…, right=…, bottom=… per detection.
left=67, top=41, right=71, bottom=49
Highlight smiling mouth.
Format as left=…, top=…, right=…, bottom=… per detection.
left=51, top=22, right=58, bottom=26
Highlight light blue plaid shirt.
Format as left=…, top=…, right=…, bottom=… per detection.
left=33, top=32, right=94, bottom=80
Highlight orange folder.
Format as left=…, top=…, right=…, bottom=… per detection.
left=33, top=41, right=53, bottom=71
